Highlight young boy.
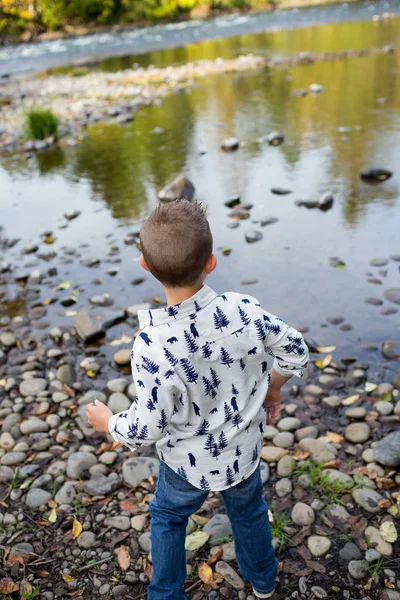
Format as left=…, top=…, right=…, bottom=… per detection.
left=87, top=200, right=309, bottom=600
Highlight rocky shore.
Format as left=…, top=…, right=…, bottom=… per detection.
left=0, top=44, right=395, bottom=154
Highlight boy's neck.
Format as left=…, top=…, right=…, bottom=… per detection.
left=163, top=282, right=204, bottom=307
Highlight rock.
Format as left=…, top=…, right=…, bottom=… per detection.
left=108, top=392, right=131, bottom=413
left=360, top=168, right=392, bottom=183
left=260, top=216, right=279, bottom=227
left=229, top=206, right=250, bottom=220
left=19, top=378, right=47, bottom=397
left=57, top=364, right=75, bottom=384
left=322, top=395, right=341, bottom=409
left=138, top=531, right=151, bottom=552
left=20, top=418, right=49, bottom=435
left=370, top=258, right=389, bottom=267
left=339, top=542, right=363, bottom=563
left=261, top=446, right=288, bottom=462
left=345, top=423, right=370, bottom=443
left=381, top=591, right=400, bottom=600
left=220, top=541, right=236, bottom=562
left=365, top=526, right=392, bottom=556
left=365, top=548, right=381, bottom=563
left=362, top=448, right=375, bottom=463
left=107, top=378, right=128, bottom=393
left=245, top=231, right=263, bottom=244
left=64, top=210, right=81, bottom=221
left=113, top=350, right=131, bottom=366
left=0, top=465, right=14, bottom=482
left=127, top=303, right=151, bottom=317
left=318, top=192, right=334, bottom=211
left=376, top=401, right=393, bottom=415
left=0, top=432, right=15, bottom=450
left=324, top=504, right=351, bottom=524
left=131, top=515, right=148, bottom=531
left=309, top=83, right=324, bottom=93
left=322, top=469, right=353, bottom=488
left=345, top=407, right=367, bottom=419
left=311, top=499, right=325, bottom=511
left=263, top=426, right=279, bottom=440
left=0, top=331, right=17, bottom=347
left=55, top=483, right=76, bottom=505
left=374, top=431, right=400, bottom=466
left=307, top=536, right=331, bottom=557
left=224, top=195, right=241, bottom=208
left=299, top=438, right=337, bottom=464
left=260, top=461, right=269, bottom=484
left=79, top=390, right=107, bottom=406
left=271, top=188, right=292, bottom=195
left=77, top=531, right=96, bottom=548
left=26, top=488, right=52, bottom=508
left=295, top=426, right=319, bottom=441
left=277, top=417, right=301, bottom=432
left=204, top=514, right=232, bottom=545
left=310, top=587, right=327, bottom=599
left=277, top=455, right=295, bottom=477
left=276, top=478, right=293, bottom=497
left=67, top=452, right=97, bottom=478
left=291, top=503, right=315, bottom=526
left=112, top=585, right=129, bottom=598
left=104, top=516, right=131, bottom=531
left=221, top=138, right=240, bottom=152
left=304, top=384, right=324, bottom=397
left=365, top=297, right=383, bottom=306
left=215, top=561, right=244, bottom=590
left=273, top=431, right=294, bottom=449
left=267, top=131, right=285, bottom=146
left=352, top=487, right=383, bottom=514
left=1, top=452, right=26, bottom=466
left=326, top=316, right=344, bottom=325
left=348, top=559, right=367, bottom=580
left=99, top=452, right=117, bottom=465
left=384, top=288, right=400, bottom=305
left=122, top=457, right=160, bottom=487
left=73, top=306, right=125, bottom=342
left=381, top=306, right=398, bottom=316
left=84, top=473, right=121, bottom=496
left=376, top=382, right=394, bottom=396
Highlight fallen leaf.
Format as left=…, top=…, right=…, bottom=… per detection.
left=62, top=574, right=75, bottom=583
left=297, top=544, right=312, bottom=561
left=207, top=547, right=223, bottom=566
left=0, top=578, right=19, bottom=593
left=143, top=560, right=153, bottom=581
left=72, top=519, right=82, bottom=539
left=292, top=449, right=310, bottom=461
left=54, top=280, right=74, bottom=291
left=306, top=560, right=326, bottom=574
left=198, top=563, right=213, bottom=585
left=118, top=545, right=131, bottom=571
left=221, top=247, right=232, bottom=256
left=365, top=412, right=379, bottom=421
left=20, top=580, right=32, bottom=595
left=376, top=478, right=396, bottom=490
left=48, top=507, right=57, bottom=523
left=282, top=560, right=305, bottom=574
left=191, top=514, right=209, bottom=526
left=110, top=335, right=133, bottom=347
left=384, top=580, right=396, bottom=589
left=36, top=570, right=50, bottom=578
left=322, top=460, right=338, bottom=469
left=316, top=345, right=336, bottom=353
left=86, top=370, right=97, bottom=378
left=341, top=394, right=360, bottom=406
left=48, top=499, right=57, bottom=508
left=365, top=382, right=378, bottom=393
left=388, top=505, right=399, bottom=517
left=378, top=499, right=392, bottom=509
left=184, top=531, right=209, bottom=551
left=379, top=522, right=398, bottom=543
left=119, top=500, right=140, bottom=513
left=44, top=235, right=55, bottom=244
left=315, top=354, right=332, bottom=369
left=320, top=431, right=344, bottom=444
left=20, top=478, right=33, bottom=490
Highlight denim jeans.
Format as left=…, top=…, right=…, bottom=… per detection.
left=148, top=461, right=278, bottom=600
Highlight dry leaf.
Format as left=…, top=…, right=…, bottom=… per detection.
left=292, top=449, right=310, bottom=461
left=319, top=431, right=344, bottom=443
left=315, top=354, right=332, bottom=369
left=191, top=514, right=209, bottom=526
left=388, top=505, right=399, bottom=517
left=0, top=578, right=19, bottom=593
left=62, top=574, right=75, bottom=583
left=118, top=545, right=131, bottom=571
left=198, top=563, right=213, bottom=585
left=44, top=235, right=55, bottom=244
left=365, top=382, right=378, bottom=393
left=72, top=519, right=82, bottom=539
left=322, top=460, right=338, bottom=469
left=341, top=394, right=360, bottom=406
left=384, top=580, right=396, bottom=589
left=317, top=345, right=336, bottom=353
left=379, top=522, right=398, bottom=543
left=207, top=547, right=223, bottom=566
left=20, top=580, right=32, bottom=595
left=376, top=478, right=396, bottom=490
left=47, top=498, right=57, bottom=509
left=48, top=507, right=57, bottom=523
left=36, top=571, right=50, bottom=578
left=185, top=531, right=209, bottom=551
left=144, top=560, right=153, bottom=582
left=378, top=499, right=392, bottom=509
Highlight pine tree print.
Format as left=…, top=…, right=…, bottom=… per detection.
left=167, top=305, right=178, bottom=319
left=149, top=310, right=154, bottom=326
left=218, top=431, right=228, bottom=450
left=137, top=425, right=149, bottom=440
left=142, top=356, right=159, bottom=374
left=220, top=347, right=234, bottom=368
left=190, top=323, right=199, bottom=338
left=184, top=330, right=199, bottom=354
left=238, top=306, right=251, bottom=326
left=210, top=368, right=221, bottom=389
left=194, top=300, right=201, bottom=312
left=164, top=347, right=178, bottom=367
left=178, top=466, right=188, bottom=480
left=164, top=369, right=174, bottom=380
left=232, top=414, right=243, bottom=429
left=192, top=402, right=201, bottom=417
left=224, top=402, right=233, bottom=422
left=128, top=418, right=139, bottom=438
left=232, top=383, right=239, bottom=395
left=231, top=397, right=239, bottom=412
left=259, top=422, right=264, bottom=435
left=202, top=343, right=213, bottom=359
left=202, top=376, right=213, bottom=397
left=157, top=409, right=168, bottom=432
left=225, top=465, right=235, bottom=486
left=251, top=445, right=258, bottom=464
left=204, top=433, right=215, bottom=453
left=262, top=361, right=268, bottom=373
left=200, top=476, right=210, bottom=491
left=254, top=318, right=266, bottom=341
left=265, top=320, right=281, bottom=335
left=240, top=358, right=246, bottom=372
left=212, top=444, right=220, bottom=460
left=233, top=459, right=239, bottom=474
left=146, top=399, right=156, bottom=412
left=180, top=359, right=198, bottom=384
left=235, top=445, right=242, bottom=458
left=213, top=307, right=230, bottom=332
left=194, top=419, right=210, bottom=436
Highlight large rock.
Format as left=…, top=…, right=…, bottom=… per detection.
left=374, top=431, right=400, bottom=467
left=83, top=473, right=121, bottom=496
left=19, top=378, right=47, bottom=397
left=122, top=457, right=159, bottom=487
left=345, top=423, right=370, bottom=443
left=74, top=306, right=125, bottom=342
left=26, top=488, right=52, bottom=509
left=67, top=452, right=97, bottom=478
left=215, top=561, right=244, bottom=590
left=322, top=469, right=353, bottom=488
left=352, top=487, right=383, bottom=514
left=299, top=438, right=337, bottom=464
left=291, top=503, right=315, bottom=526
left=204, top=514, right=232, bottom=545
left=158, top=175, right=195, bottom=202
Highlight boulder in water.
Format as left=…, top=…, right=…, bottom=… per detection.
left=158, top=175, right=195, bottom=202
left=360, top=168, right=392, bottom=183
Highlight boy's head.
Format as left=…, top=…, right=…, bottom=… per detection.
left=140, top=200, right=215, bottom=288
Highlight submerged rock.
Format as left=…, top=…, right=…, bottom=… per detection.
left=318, top=192, right=334, bottom=211
left=381, top=341, right=400, bottom=360
left=158, top=175, right=195, bottom=202
left=360, top=168, right=392, bottom=183
left=74, top=306, right=125, bottom=342
left=267, top=131, right=285, bottom=146
left=271, top=188, right=292, bottom=195
left=245, top=230, right=263, bottom=244
left=221, top=138, right=240, bottom=152
left=384, top=288, right=400, bottom=305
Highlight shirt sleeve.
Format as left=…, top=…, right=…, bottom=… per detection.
left=108, top=339, right=180, bottom=448
left=262, top=310, right=309, bottom=379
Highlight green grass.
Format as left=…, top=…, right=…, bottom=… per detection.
left=294, top=460, right=358, bottom=504
left=21, top=584, right=40, bottom=600
left=25, top=108, right=58, bottom=140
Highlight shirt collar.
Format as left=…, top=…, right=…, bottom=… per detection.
left=138, top=285, right=218, bottom=328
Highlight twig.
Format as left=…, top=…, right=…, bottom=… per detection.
left=184, top=580, right=203, bottom=593
left=76, top=556, right=113, bottom=572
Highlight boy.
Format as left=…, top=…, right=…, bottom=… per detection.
left=87, top=200, right=309, bottom=600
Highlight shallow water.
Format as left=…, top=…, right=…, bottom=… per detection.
left=0, top=13, right=400, bottom=368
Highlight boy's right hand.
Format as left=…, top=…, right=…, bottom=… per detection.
left=265, top=388, right=281, bottom=425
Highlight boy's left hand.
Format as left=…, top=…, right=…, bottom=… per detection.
left=86, top=400, right=113, bottom=433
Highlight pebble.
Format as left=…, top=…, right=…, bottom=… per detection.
left=323, top=504, right=351, bottom=524
left=362, top=448, right=375, bottom=463
left=221, top=138, right=240, bottom=152
left=0, top=465, right=14, bottom=482
left=352, top=487, right=383, bottom=514
left=261, top=446, right=288, bottom=463
left=19, top=378, right=47, bottom=396
left=20, top=418, right=50, bottom=435
left=138, top=531, right=151, bottom=553
left=277, top=417, right=301, bottom=432
left=299, top=438, right=337, bottom=463
left=276, top=478, right=293, bottom=497
left=122, top=457, right=159, bottom=487
left=112, top=585, right=129, bottom=598
left=345, top=407, right=367, bottom=419
left=57, top=364, right=75, bottom=384
left=311, top=587, right=327, bottom=599
left=295, top=426, right=319, bottom=441
left=104, top=516, right=131, bottom=530
left=365, top=548, right=381, bottom=563
left=277, top=455, right=295, bottom=477
left=127, top=303, right=152, bottom=317
left=322, top=395, right=341, bottom=408
left=291, top=503, right=315, bottom=526
left=108, top=392, right=131, bottom=413
left=25, top=487, right=53, bottom=508
left=131, top=515, right=148, bottom=531
left=384, top=288, right=400, bottom=305
left=0, top=331, right=17, bottom=347
left=339, top=542, right=363, bottom=563
left=215, top=561, right=245, bottom=590
left=375, top=401, right=393, bottom=415
left=67, top=452, right=97, bottom=478
left=0, top=431, right=15, bottom=449
left=55, top=483, right=76, bottom=505
left=84, top=472, right=121, bottom=495
left=245, top=231, right=263, bottom=244
left=345, top=422, right=370, bottom=443
left=1, top=451, right=26, bottom=466
left=263, top=425, right=279, bottom=440
left=307, top=535, right=331, bottom=556
left=204, top=514, right=232, bottom=545
left=348, top=559, right=367, bottom=580
left=113, top=349, right=131, bottom=366
left=374, top=431, right=400, bottom=466
left=77, top=531, right=96, bottom=548
left=107, top=378, right=128, bottom=393
left=322, top=469, right=353, bottom=487
left=365, top=526, right=393, bottom=556
left=273, top=431, right=294, bottom=449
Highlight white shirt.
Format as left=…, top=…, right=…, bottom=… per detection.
left=108, top=285, right=309, bottom=491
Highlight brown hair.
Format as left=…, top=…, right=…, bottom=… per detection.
left=140, top=200, right=213, bottom=288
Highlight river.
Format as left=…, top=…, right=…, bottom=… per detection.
left=0, top=4, right=399, bottom=370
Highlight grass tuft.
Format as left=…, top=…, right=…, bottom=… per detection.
left=25, top=108, right=58, bottom=140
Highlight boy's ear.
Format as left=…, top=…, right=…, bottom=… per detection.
left=139, top=254, right=150, bottom=272
left=204, top=253, right=217, bottom=275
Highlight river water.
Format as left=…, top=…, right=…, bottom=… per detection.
left=0, top=5, right=399, bottom=368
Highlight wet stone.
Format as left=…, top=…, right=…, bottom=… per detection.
left=364, top=297, right=383, bottom=306
left=276, top=478, right=292, bottom=497
left=0, top=465, right=14, bottom=482
left=113, top=349, right=131, bottom=366
left=345, top=406, right=367, bottom=419
left=0, top=331, right=17, bottom=347
left=376, top=401, right=393, bottom=415
left=381, top=341, right=400, bottom=360
left=1, top=452, right=26, bottom=466
left=370, top=258, right=389, bottom=267
left=267, top=131, right=285, bottom=146
left=245, top=231, right=263, bottom=244
left=345, top=422, right=370, bottom=443
left=221, top=138, right=240, bottom=152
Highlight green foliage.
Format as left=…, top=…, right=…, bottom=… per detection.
left=39, top=0, right=116, bottom=29
left=21, top=584, right=41, bottom=600
left=25, top=107, right=58, bottom=140
left=294, top=460, right=359, bottom=504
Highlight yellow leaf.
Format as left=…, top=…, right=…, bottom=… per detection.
left=86, top=370, right=96, bottom=378
left=341, top=394, right=360, bottom=406
left=320, top=431, right=344, bottom=443
left=118, top=545, right=131, bottom=571
left=62, top=574, right=75, bottom=583
left=388, top=505, right=399, bottom=517
left=191, top=514, right=209, bottom=526
left=315, top=354, right=332, bottom=369
left=198, top=563, right=213, bottom=585
left=184, top=531, right=209, bottom=551
left=72, top=519, right=82, bottom=539
left=365, top=382, right=378, bottom=393
left=379, top=522, right=398, bottom=543
left=44, top=235, right=55, bottom=244
left=48, top=507, right=57, bottom=523
left=317, top=345, right=336, bottom=353
left=221, top=247, right=232, bottom=256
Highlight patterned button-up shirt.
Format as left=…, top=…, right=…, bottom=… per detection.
left=108, top=285, right=309, bottom=491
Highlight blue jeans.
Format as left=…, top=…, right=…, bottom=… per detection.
left=149, top=461, right=278, bottom=600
